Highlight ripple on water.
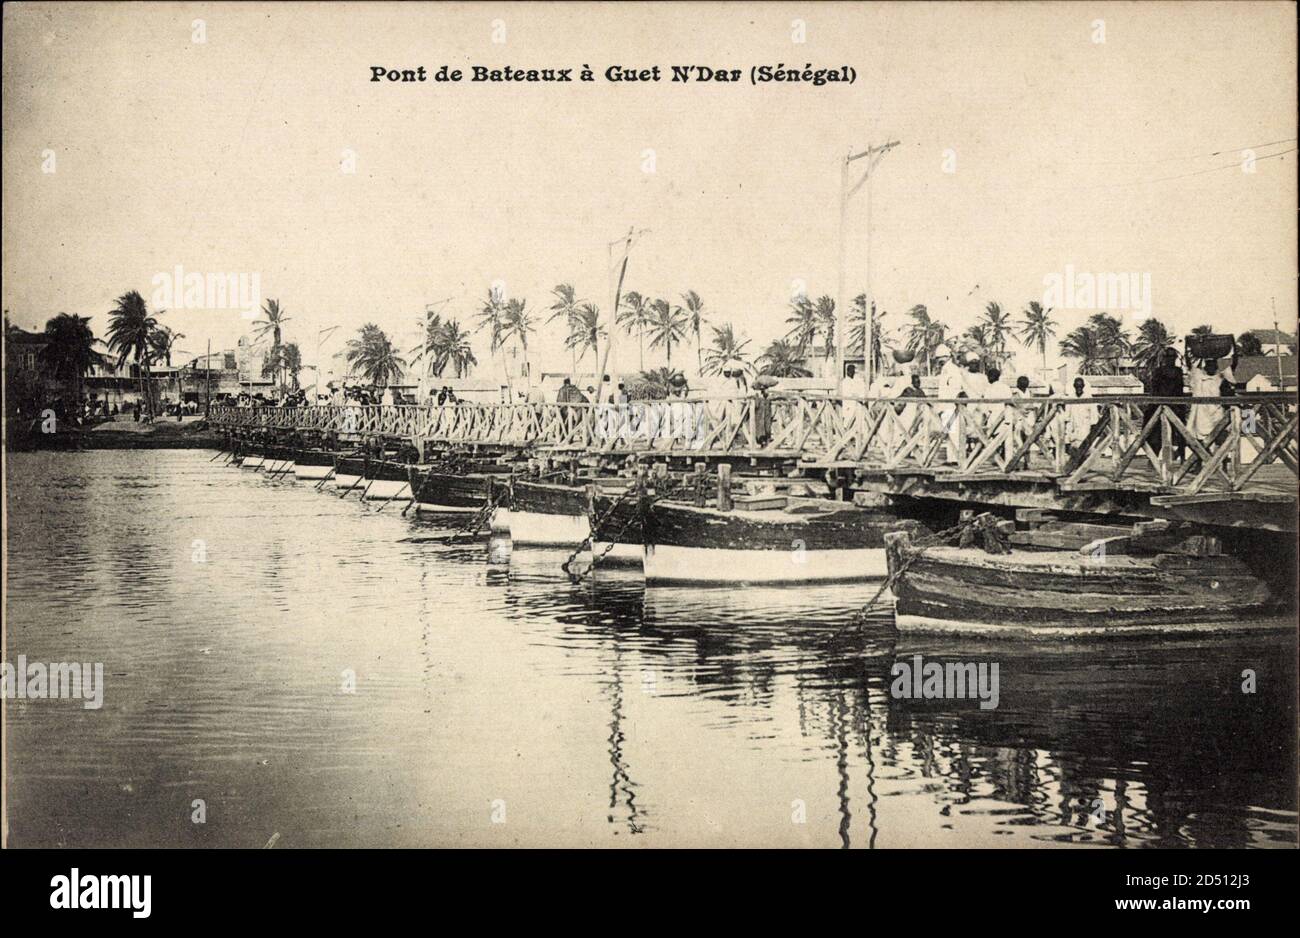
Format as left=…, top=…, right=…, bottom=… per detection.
left=4, top=449, right=1296, bottom=848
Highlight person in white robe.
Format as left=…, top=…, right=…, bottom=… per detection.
left=1064, top=377, right=1097, bottom=451
left=866, top=370, right=900, bottom=454
left=1187, top=358, right=1235, bottom=442
left=933, top=346, right=966, bottom=463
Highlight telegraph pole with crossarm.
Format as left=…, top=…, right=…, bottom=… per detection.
left=836, top=140, right=899, bottom=392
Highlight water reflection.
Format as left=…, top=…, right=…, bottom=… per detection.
left=4, top=451, right=1295, bottom=848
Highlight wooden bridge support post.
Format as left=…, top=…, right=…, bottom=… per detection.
left=717, top=463, right=733, bottom=512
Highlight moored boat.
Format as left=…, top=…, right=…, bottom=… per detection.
left=293, top=448, right=335, bottom=480
left=261, top=445, right=296, bottom=476
left=358, top=458, right=414, bottom=501
left=641, top=495, right=927, bottom=585
left=332, top=455, right=367, bottom=494
left=883, top=522, right=1286, bottom=638
left=409, top=464, right=507, bottom=517
left=507, top=479, right=591, bottom=547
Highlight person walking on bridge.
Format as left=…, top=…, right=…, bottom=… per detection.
left=933, top=345, right=964, bottom=464
left=1146, top=348, right=1186, bottom=461
left=556, top=377, right=587, bottom=404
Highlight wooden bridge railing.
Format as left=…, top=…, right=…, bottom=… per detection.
left=208, top=393, right=1297, bottom=497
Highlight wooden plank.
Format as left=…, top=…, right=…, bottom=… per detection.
left=1151, top=491, right=1297, bottom=506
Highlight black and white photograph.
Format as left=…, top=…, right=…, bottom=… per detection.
left=2, top=0, right=1297, bottom=909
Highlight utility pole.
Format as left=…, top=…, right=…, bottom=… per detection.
left=205, top=339, right=211, bottom=416
left=600, top=227, right=648, bottom=401
left=836, top=140, right=899, bottom=391
left=317, top=325, right=340, bottom=397
left=1272, top=297, right=1284, bottom=390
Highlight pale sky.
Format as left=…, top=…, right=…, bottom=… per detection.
left=3, top=1, right=1296, bottom=378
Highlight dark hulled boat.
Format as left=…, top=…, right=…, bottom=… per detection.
left=332, top=455, right=367, bottom=493
left=350, top=456, right=416, bottom=501
left=292, top=448, right=336, bottom=480
left=639, top=496, right=928, bottom=585
left=408, top=462, right=513, bottom=517
left=508, top=479, right=593, bottom=547
left=883, top=525, right=1286, bottom=638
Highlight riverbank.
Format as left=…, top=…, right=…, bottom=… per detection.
left=6, top=415, right=223, bottom=450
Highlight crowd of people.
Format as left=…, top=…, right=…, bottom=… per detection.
left=213, top=339, right=1252, bottom=466
left=824, top=340, right=1247, bottom=465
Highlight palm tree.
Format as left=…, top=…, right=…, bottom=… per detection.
left=474, top=286, right=508, bottom=366
left=149, top=325, right=184, bottom=367
left=1059, top=325, right=1108, bottom=375
left=680, top=290, right=707, bottom=375
left=438, top=320, right=477, bottom=378
left=1088, top=312, right=1131, bottom=374
left=1018, top=301, right=1057, bottom=372
left=758, top=339, right=813, bottom=378
left=149, top=324, right=185, bottom=401
left=1190, top=324, right=1214, bottom=337
left=279, top=342, right=302, bottom=389
left=981, top=301, right=1010, bottom=364
left=502, top=297, right=535, bottom=376
left=42, top=313, right=102, bottom=406
left=1236, top=332, right=1263, bottom=356
left=960, top=323, right=990, bottom=371
left=253, top=299, right=291, bottom=390
left=617, top=290, right=653, bottom=371
left=702, top=323, right=752, bottom=376
left=647, top=298, right=688, bottom=365
left=410, top=309, right=477, bottom=379
left=345, top=323, right=405, bottom=388
left=904, top=304, right=947, bottom=375
left=106, top=290, right=160, bottom=410
left=410, top=308, right=446, bottom=377
left=784, top=294, right=819, bottom=353
left=547, top=283, right=584, bottom=372
left=563, top=303, right=605, bottom=368
left=812, top=295, right=837, bottom=358
left=627, top=366, right=686, bottom=401
left=849, top=294, right=889, bottom=376
left=1132, top=318, right=1176, bottom=382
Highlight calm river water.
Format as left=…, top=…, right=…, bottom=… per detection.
left=4, top=450, right=1295, bottom=848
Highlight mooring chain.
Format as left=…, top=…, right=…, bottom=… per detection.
left=449, top=488, right=500, bottom=541
left=562, top=476, right=683, bottom=582
left=584, top=478, right=679, bottom=572
left=560, top=481, right=638, bottom=580
left=850, top=517, right=980, bottom=626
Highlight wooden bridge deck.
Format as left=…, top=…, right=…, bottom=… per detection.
left=208, top=392, right=1298, bottom=531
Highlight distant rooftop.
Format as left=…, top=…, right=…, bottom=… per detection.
left=1244, top=328, right=1296, bottom=345
left=1235, top=354, right=1297, bottom=385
